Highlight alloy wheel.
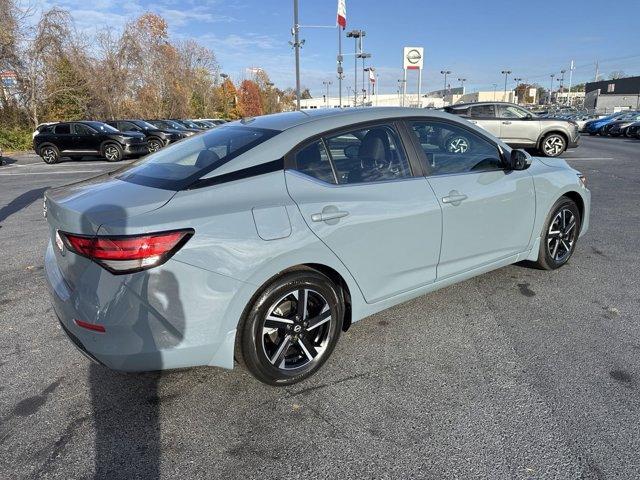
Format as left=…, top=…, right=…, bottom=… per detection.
left=104, top=146, right=119, bottom=161
left=446, top=136, right=470, bottom=154
left=547, top=208, right=577, bottom=263
left=148, top=140, right=162, bottom=153
left=261, top=288, right=332, bottom=371
left=543, top=135, right=565, bottom=156
left=42, top=148, right=57, bottom=163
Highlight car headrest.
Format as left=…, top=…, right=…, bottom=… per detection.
left=195, top=149, right=221, bottom=169
left=358, top=128, right=389, bottom=164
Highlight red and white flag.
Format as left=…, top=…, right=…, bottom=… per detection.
left=337, top=0, right=346, bottom=28
left=369, top=69, right=376, bottom=83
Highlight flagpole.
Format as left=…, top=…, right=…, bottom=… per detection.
left=338, top=27, right=342, bottom=108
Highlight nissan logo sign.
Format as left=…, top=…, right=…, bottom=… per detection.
left=406, top=49, right=422, bottom=65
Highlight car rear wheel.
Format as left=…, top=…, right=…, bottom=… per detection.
left=40, top=145, right=60, bottom=164
left=535, top=197, right=581, bottom=270
left=238, top=270, right=343, bottom=386
left=540, top=133, right=566, bottom=157
left=147, top=138, right=163, bottom=153
left=102, top=143, right=123, bottom=162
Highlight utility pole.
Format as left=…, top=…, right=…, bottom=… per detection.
left=513, top=77, right=522, bottom=104
left=292, top=0, right=302, bottom=110
left=501, top=70, right=512, bottom=100
left=594, top=60, right=599, bottom=82
left=360, top=53, right=371, bottom=106
left=568, top=60, right=574, bottom=106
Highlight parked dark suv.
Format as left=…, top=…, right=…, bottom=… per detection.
left=105, top=120, right=186, bottom=153
left=443, top=102, right=579, bottom=157
left=34, top=121, right=148, bottom=164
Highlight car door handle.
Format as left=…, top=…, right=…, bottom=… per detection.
left=468, top=120, right=478, bottom=124
left=311, top=210, right=349, bottom=222
left=442, top=192, right=468, bottom=205
left=501, top=121, right=512, bottom=125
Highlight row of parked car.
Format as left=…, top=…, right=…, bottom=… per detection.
left=32, top=118, right=227, bottom=164
left=583, top=111, right=640, bottom=138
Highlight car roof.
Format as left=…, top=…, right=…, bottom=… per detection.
left=447, top=101, right=520, bottom=108
left=210, top=107, right=499, bottom=177
left=226, top=107, right=454, bottom=132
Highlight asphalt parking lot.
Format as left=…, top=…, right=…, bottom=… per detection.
left=1, top=135, right=639, bottom=479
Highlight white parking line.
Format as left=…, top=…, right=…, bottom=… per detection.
left=563, top=157, right=616, bottom=160
left=0, top=170, right=100, bottom=176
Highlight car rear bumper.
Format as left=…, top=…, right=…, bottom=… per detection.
left=44, top=241, right=244, bottom=372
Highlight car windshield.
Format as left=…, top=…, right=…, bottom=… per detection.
left=114, top=126, right=279, bottom=190
left=85, top=121, right=119, bottom=133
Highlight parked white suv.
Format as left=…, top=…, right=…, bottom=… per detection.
left=444, top=102, right=579, bottom=157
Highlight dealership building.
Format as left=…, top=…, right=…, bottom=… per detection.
left=584, top=75, right=640, bottom=113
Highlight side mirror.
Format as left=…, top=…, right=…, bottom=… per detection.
left=509, top=149, right=532, bottom=170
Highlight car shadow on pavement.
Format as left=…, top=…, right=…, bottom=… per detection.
left=0, top=187, right=49, bottom=226
left=79, top=205, right=185, bottom=480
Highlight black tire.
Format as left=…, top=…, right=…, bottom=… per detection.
left=539, top=133, right=566, bottom=157
left=237, top=270, right=344, bottom=386
left=40, top=145, right=60, bottom=164
left=147, top=137, right=163, bottom=153
left=534, top=197, right=581, bottom=270
left=102, top=143, right=123, bottom=162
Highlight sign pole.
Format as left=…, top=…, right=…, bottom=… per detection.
left=338, top=28, right=342, bottom=108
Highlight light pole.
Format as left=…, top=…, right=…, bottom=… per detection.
left=397, top=78, right=407, bottom=106
left=559, top=69, right=566, bottom=104
left=440, top=70, right=451, bottom=102
left=322, top=80, right=332, bottom=107
left=513, top=77, right=522, bottom=103
left=549, top=73, right=555, bottom=105
left=359, top=53, right=371, bottom=106
left=501, top=70, right=512, bottom=100
left=291, top=0, right=303, bottom=110
left=457, top=78, right=466, bottom=95
left=492, top=83, right=497, bottom=101
left=346, top=29, right=365, bottom=107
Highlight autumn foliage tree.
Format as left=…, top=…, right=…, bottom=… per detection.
left=237, top=80, right=263, bottom=117
left=0, top=0, right=291, bottom=141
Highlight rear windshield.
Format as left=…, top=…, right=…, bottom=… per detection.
left=114, top=125, right=279, bottom=190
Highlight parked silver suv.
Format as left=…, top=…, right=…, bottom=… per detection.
left=444, top=102, right=579, bottom=157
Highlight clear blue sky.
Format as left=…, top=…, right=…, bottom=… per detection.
left=36, top=0, right=640, bottom=96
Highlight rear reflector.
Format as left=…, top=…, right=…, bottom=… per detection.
left=74, top=319, right=106, bottom=333
left=60, top=229, right=193, bottom=274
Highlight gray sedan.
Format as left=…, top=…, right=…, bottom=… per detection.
left=43, top=108, right=590, bottom=385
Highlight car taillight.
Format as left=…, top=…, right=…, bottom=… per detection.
left=60, top=229, right=193, bottom=274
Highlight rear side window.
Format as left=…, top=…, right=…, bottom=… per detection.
left=469, top=105, right=496, bottom=118
left=54, top=124, right=71, bottom=135
left=294, top=141, right=336, bottom=184
left=115, top=126, right=279, bottom=190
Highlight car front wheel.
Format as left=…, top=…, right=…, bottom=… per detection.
left=102, top=143, right=123, bottom=162
left=147, top=138, right=163, bottom=153
left=535, top=197, right=581, bottom=270
left=238, top=270, right=344, bottom=386
left=540, top=133, right=566, bottom=157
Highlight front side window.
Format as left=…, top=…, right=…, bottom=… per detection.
left=497, top=105, right=531, bottom=119
left=119, top=121, right=139, bottom=131
left=469, top=105, right=496, bottom=118
left=410, top=120, right=504, bottom=176
left=73, top=124, right=95, bottom=135
left=323, top=125, right=411, bottom=184
left=294, top=141, right=336, bottom=184
left=115, top=126, right=278, bottom=190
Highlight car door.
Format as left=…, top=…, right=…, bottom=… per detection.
left=467, top=104, right=501, bottom=137
left=406, top=118, right=535, bottom=279
left=285, top=122, right=442, bottom=303
left=51, top=123, right=74, bottom=152
left=72, top=123, right=99, bottom=152
left=496, top=104, right=540, bottom=145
